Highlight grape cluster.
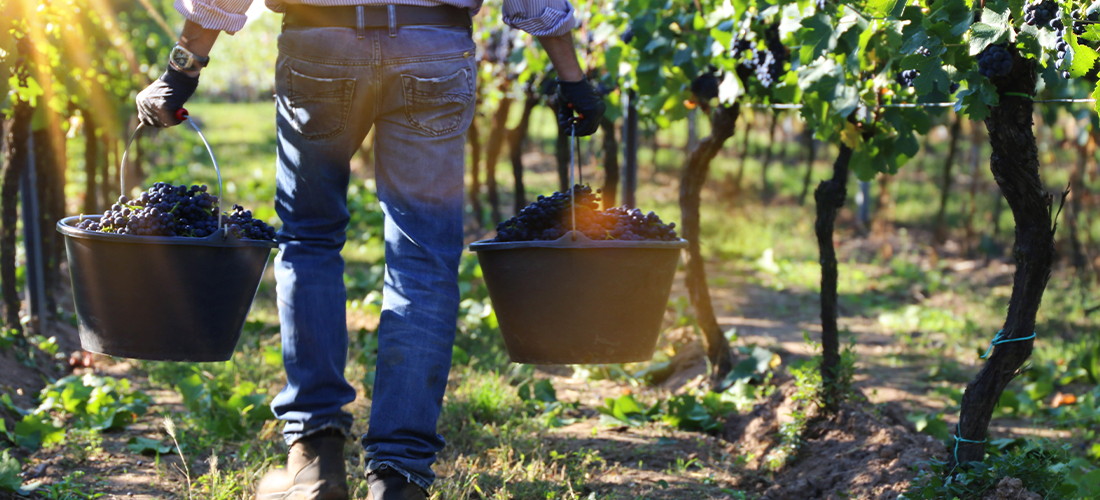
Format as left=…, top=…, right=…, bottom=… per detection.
left=1053, top=20, right=1072, bottom=79
left=493, top=185, right=678, bottom=242
left=622, top=26, right=634, bottom=45
left=1024, top=0, right=1058, bottom=27
left=75, top=182, right=276, bottom=241
left=896, top=69, right=919, bottom=87
left=1074, top=10, right=1099, bottom=35
left=737, top=24, right=787, bottom=88
left=691, top=70, right=720, bottom=101
left=730, top=38, right=753, bottom=59
left=223, top=204, right=277, bottom=240
left=977, top=44, right=1013, bottom=78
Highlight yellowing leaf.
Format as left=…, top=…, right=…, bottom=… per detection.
left=840, top=123, right=861, bottom=149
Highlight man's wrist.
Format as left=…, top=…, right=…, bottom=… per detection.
left=179, top=20, right=220, bottom=58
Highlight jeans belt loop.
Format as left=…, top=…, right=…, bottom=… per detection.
left=388, top=5, right=397, bottom=38
left=356, top=5, right=366, bottom=39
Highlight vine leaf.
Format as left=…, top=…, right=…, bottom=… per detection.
left=800, top=13, right=840, bottom=63
left=926, top=0, right=974, bottom=38
left=865, top=0, right=905, bottom=18
left=911, top=57, right=954, bottom=94
left=1068, top=33, right=1099, bottom=78
left=1091, top=83, right=1100, bottom=115
left=840, top=122, right=860, bottom=149
left=954, top=78, right=998, bottom=121
left=969, top=6, right=1012, bottom=56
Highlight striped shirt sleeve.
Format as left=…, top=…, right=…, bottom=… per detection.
left=174, top=0, right=254, bottom=33
left=501, top=0, right=577, bottom=37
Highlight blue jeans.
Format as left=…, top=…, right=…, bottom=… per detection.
left=269, top=24, right=476, bottom=490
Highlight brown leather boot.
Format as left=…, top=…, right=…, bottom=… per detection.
left=255, top=431, right=349, bottom=500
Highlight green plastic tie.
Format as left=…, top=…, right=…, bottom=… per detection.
left=980, top=330, right=1037, bottom=359
left=1004, top=91, right=1033, bottom=99
left=953, top=434, right=986, bottom=466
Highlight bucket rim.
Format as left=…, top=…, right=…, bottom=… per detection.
left=57, top=215, right=279, bottom=249
left=470, top=231, right=687, bottom=251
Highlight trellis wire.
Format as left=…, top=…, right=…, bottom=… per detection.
left=747, top=97, right=1098, bottom=110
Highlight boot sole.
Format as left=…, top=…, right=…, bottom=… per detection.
left=255, top=482, right=348, bottom=500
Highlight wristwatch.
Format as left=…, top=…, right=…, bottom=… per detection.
left=169, top=43, right=210, bottom=72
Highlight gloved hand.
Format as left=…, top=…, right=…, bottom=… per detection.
left=136, top=66, right=199, bottom=128
left=555, top=77, right=606, bottom=137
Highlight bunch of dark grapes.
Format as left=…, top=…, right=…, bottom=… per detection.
left=493, top=185, right=678, bottom=242
left=1052, top=20, right=1072, bottom=79
left=1024, top=0, right=1059, bottom=27
left=977, top=44, right=1013, bottom=78
left=752, top=25, right=788, bottom=88
left=896, top=69, right=919, bottom=87
left=75, top=182, right=276, bottom=241
left=730, top=38, right=753, bottom=59
left=222, top=204, right=277, bottom=240
left=690, top=69, right=720, bottom=101
left=621, top=26, right=634, bottom=45
left=1074, top=10, right=1099, bottom=35
left=737, top=25, right=787, bottom=88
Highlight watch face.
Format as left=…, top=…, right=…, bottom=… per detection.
left=171, top=47, right=192, bottom=69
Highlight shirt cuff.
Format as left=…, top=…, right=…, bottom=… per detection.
left=503, top=6, right=577, bottom=37
left=174, top=0, right=249, bottom=34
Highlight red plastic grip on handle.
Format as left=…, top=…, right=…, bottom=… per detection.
left=175, top=108, right=189, bottom=122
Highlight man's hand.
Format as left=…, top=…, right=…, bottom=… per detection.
left=136, top=66, right=199, bottom=128
left=555, top=78, right=605, bottom=137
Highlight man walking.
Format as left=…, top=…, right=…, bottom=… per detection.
left=135, top=0, right=605, bottom=498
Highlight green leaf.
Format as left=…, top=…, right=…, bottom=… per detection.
left=926, top=0, right=974, bottom=38
left=0, top=450, right=22, bottom=492
left=865, top=0, right=905, bottom=19
left=969, top=23, right=1009, bottom=55
left=799, top=14, right=838, bottom=63
left=126, top=436, right=173, bottom=456
left=1068, top=33, right=1099, bottom=77
left=12, top=414, right=64, bottom=451
left=1092, top=83, right=1100, bottom=115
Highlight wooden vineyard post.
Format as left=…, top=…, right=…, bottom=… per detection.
left=622, top=89, right=638, bottom=208
left=508, top=87, right=538, bottom=215
left=2, top=99, right=32, bottom=337
left=934, top=117, right=963, bottom=245
left=798, top=127, right=816, bottom=206
left=600, top=116, right=620, bottom=208
left=82, top=110, right=99, bottom=215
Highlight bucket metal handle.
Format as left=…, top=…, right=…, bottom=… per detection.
left=119, top=108, right=226, bottom=236
left=568, top=122, right=582, bottom=241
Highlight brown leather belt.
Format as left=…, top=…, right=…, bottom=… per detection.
left=282, top=4, right=472, bottom=30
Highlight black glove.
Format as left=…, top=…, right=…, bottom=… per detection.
left=556, top=77, right=606, bottom=137
left=136, top=66, right=199, bottom=128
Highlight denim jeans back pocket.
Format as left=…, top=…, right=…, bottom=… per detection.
left=286, top=67, right=356, bottom=140
left=401, top=68, right=474, bottom=137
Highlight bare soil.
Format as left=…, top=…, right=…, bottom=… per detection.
left=723, top=383, right=945, bottom=500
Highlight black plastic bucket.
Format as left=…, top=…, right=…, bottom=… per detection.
left=470, top=232, right=686, bottom=364
left=57, top=216, right=276, bottom=361
left=56, top=114, right=277, bottom=362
